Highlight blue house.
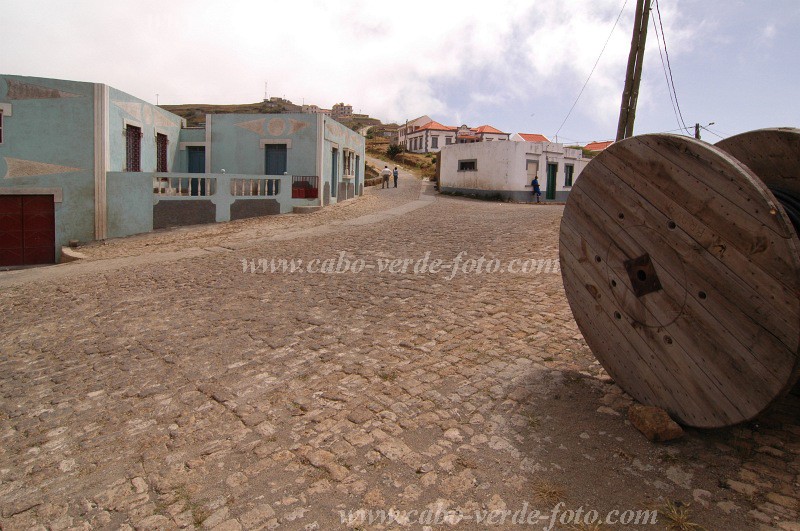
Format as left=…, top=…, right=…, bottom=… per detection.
left=0, top=75, right=365, bottom=266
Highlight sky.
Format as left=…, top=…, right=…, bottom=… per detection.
left=2, top=0, right=798, bottom=144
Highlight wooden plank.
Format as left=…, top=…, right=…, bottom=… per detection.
left=606, top=138, right=798, bottom=276
left=600, top=146, right=800, bottom=317
left=561, top=204, right=777, bottom=419
left=564, top=184, right=790, bottom=400
left=560, top=134, right=800, bottom=427
left=583, top=158, right=799, bottom=352
left=717, top=128, right=800, bottom=200
left=560, top=222, right=744, bottom=426
left=636, top=134, right=793, bottom=238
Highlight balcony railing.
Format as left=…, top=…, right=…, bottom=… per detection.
left=291, top=176, right=319, bottom=198
left=154, top=175, right=217, bottom=196
left=231, top=178, right=280, bottom=197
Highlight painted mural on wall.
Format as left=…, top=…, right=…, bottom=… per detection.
left=234, top=117, right=310, bottom=136
left=1, top=77, right=89, bottom=179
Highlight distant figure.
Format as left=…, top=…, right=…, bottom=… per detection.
left=392, top=167, right=399, bottom=188
left=532, top=174, right=541, bottom=203
left=381, top=166, right=391, bottom=189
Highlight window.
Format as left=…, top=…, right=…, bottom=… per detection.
left=431, top=136, right=439, bottom=149
left=156, top=133, right=168, bottom=172
left=458, top=159, right=477, bottom=171
left=445, top=137, right=452, bottom=145
left=125, top=125, right=142, bottom=172
left=565, top=164, right=574, bottom=187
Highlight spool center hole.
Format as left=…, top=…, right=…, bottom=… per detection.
left=636, top=270, right=647, bottom=282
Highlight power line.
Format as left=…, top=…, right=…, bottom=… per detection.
left=654, top=0, right=690, bottom=133
left=554, top=0, right=629, bottom=138
left=700, top=125, right=726, bottom=139
left=650, top=6, right=682, bottom=133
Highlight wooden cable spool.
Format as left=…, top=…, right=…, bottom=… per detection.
left=559, top=130, right=800, bottom=428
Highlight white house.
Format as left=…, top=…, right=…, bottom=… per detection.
left=406, top=120, right=456, bottom=153
left=397, top=115, right=432, bottom=149
left=438, top=140, right=588, bottom=202
left=404, top=121, right=509, bottom=154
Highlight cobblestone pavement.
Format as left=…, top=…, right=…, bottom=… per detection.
left=1, top=175, right=800, bottom=530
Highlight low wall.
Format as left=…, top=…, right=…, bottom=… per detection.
left=107, top=172, right=155, bottom=238
left=440, top=186, right=570, bottom=203
left=153, top=172, right=317, bottom=229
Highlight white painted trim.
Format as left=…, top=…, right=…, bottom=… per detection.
left=259, top=139, right=292, bottom=149
left=0, top=187, right=63, bottom=202
left=93, top=83, right=109, bottom=240
left=205, top=114, right=212, bottom=173
left=122, top=117, right=143, bottom=131
left=316, top=114, right=324, bottom=207
left=330, top=142, right=339, bottom=149
left=154, top=126, right=171, bottom=138
left=0, top=102, right=11, bottom=116
left=179, top=142, right=207, bottom=151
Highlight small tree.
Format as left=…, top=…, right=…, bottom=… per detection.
left=387, top=144, right=403, bottom=160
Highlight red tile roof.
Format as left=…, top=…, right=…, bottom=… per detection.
left=472, top=125, right=506, bottom=134
left=584, top=140, right=614, bottom=152
left=417, top=120, right=456, bottom=132
left=517, top=133, right=550, bottom=142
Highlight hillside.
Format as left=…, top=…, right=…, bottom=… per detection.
left=160, top=101, right=299, bottom=127
left=161, top=102, right=381, bottom=132
left=366, top=136, right=436, bottom=180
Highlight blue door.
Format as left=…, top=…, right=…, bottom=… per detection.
left=355, top=155, right=360, bottom=194
left=187, top=146, right=205, bottom=173
left=331, top=148, right=338, bottom=197
left=265, top=144, right=287, bottom=175
left=187, top=146, right=206, bottom=195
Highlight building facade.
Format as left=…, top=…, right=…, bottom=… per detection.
left=402, top=117, right=509, bottom=154
left=397, top=115, right=432, bottom=150
left=438, top=140, right=587, bottom=202
left=331, top=103, right=353, bottom=121
left=0, top=75, right=364, bottom=266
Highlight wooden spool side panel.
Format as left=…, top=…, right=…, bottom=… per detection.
left=572, top=179, right=793, bottom=392
left=588, top=154, right=798, bottom=353
left=716, top=128, right=800, bottom=199
left=562, top=198, right=768, bottom=425
left=560, top=134, right=800, bottom=428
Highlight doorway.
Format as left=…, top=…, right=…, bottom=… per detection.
left=0, top=195, right=55, bottom=266
left=546, top=163, right=558, bottom=200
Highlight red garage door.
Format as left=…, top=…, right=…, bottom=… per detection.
left=0, top=195, right=55, bottom=266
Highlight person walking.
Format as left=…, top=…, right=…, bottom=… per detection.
left=532, top=174, right=541, bottom=203
left=392, top=166, right=399, bottom=188
left=381, top=166, right=391, bottom=189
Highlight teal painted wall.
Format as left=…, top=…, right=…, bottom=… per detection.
left=208, top=113, right=318, bottom=176
left=0, top=75, right=96, bottom=257
left=322, top=116, right=366, bottom=203
left=106, top=172, right=153, bottom=238
left=108, top=87, right=182, bottom=172
left=176, top=128, right=206, bottom=173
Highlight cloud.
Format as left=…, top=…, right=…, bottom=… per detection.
left=0, top=0, right=695, bottom=136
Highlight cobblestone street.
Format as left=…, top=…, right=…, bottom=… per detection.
left=2, top=175, right=800, bottom=530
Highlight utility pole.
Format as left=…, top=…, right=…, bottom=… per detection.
left=694, top=122, right=714, bottom=140
left=616, top=0, right=651, bottom=141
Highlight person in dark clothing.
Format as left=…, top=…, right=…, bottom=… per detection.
left=532, top=175, right=541, bottom=203
left=393, top=167, right=399, bottom=188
